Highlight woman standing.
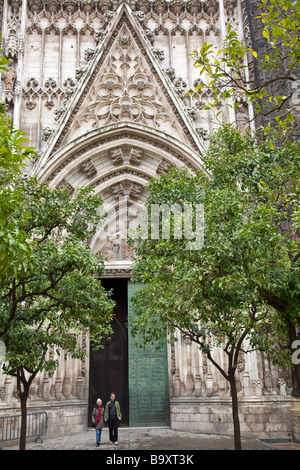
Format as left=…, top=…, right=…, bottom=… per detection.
left=92, top=398, right=104, bottom=447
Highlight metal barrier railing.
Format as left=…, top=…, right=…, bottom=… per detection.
left=0, top=411, right=47, bottom=444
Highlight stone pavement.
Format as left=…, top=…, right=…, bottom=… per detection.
left=2, top=426, right=300, bottom=451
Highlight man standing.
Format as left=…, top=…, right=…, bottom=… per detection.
left=104, top=392, right=122, bottom=445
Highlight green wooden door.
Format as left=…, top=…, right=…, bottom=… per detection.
left=128, top=281, right=170, bottom=427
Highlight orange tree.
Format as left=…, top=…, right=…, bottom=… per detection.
left=0, top=178, right=115, bottom=450
left=129, top=126, right=300, bottom=450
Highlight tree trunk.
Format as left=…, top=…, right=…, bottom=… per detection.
left=17, top=366, right=31, bottom=451
left=19, top=392, right=28, bottom=450
left=228, top=369, right=242, bottom=450
left=206, top=350, right=243, bottom=450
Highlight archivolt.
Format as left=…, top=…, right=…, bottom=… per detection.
left=33, top=123, right=206, bottom=268
left=34, top=122, right=205, bottom=188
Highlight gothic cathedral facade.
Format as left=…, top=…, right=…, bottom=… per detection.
left=0, top=0, right=297, bottom=441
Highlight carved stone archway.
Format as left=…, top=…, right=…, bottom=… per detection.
left=34, top=122, right=205, bottom=276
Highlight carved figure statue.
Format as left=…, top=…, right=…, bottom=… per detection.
left=3, top=67, right=16, bottom=91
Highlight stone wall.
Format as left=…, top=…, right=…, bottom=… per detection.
left=170, top=397, right=292, bottom=440
left=0, top=400, right=88, bottom=447
left=167, top=329, right=296, bottom=440
left=291, top=398, right=300, bottom=443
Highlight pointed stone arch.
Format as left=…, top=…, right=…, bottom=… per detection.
left=34, top=122, right=206, bottom=275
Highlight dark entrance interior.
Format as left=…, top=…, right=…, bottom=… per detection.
left=88, top=278, right=129, bottom=426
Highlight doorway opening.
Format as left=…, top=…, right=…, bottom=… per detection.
left=89, top=278, right=170, bottom=427
left=88, top=278, right=129, bottom=426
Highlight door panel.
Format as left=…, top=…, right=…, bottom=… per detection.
left=128, top=281, right=170, bottom=427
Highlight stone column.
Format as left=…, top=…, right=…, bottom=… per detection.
left=194, top=373, right=202, bottom=397
left=4, top=376, right=13, bottom=404
left=43, top=376, right=50, bottom=401
left=184, top=336, right=194, bottom=395
left=76, top=376, right=84, bottom=400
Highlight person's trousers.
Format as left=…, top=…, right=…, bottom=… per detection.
left=108, top=417, right=118, bottom=443
left=96, top=428, right=102, bottom=444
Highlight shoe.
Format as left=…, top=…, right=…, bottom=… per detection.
left=110, top=441, right=114, bottom=445
left=97, top=442, right=100, bottom=447
left=115, top=441, right=118, bottom=445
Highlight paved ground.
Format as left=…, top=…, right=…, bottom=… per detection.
left=2, top=426, right=300, bottom=451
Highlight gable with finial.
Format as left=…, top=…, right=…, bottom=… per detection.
left=41, top=3, right=203, bottom=161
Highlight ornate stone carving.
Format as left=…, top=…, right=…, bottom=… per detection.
left=47, top=0, right=60, bottom=15
left=224, top=0, right=237, bottom=16
left=129, top=148, right=143, bottom=165
left=4, top=29, right=19, bottom=60
left=2, top=67, right=16, bottom=92
left=75, top=67, right=87, bottom=80
left=109, top=147, right=143, bottom=166
left=98, top=235, right=135, bottom=262
left=130, top=182, right=143, bottom=199
left=57, top=179, right=74, bottom=194
left=8, top=0, right=22, bottom=16
left=63, top=1, right=77, bottom=16
left=235, top=101, right=250, bottom=135
left=54, top=107, right=65, bottom=120
left=61, top=20, right=193, bottom=146
left=165, top=68, right=176, bottom=81
left=81, top=0, right=95, bottom=15
left=110, top=148, right=124, bottom=165
left=27, top=0, right=43, bottom=15
left=278, top=378, right=287, bottom=396
left=0, top=3, right=295, bottom=437
left=156, top=159, right=173, bottom=175
left=186, top=372, right=195, bottom=396
left=42, top=126, right=53, bottom=141
left=153, top=48, right=165, bottom=61
left=23, top=74, right=76, bottom=114
left=62, top=377, right=71, bottom=399
left=84, top=48, right=95, bottom=61
left=80, top=160, right=97, bottom=178
left=203, top=0, right=219, bottom=17
left=110, top=182, right=143, bottom=200
left=196, top=127, right=209, bottom=141
left=94, top=29, right=104, bottom=43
